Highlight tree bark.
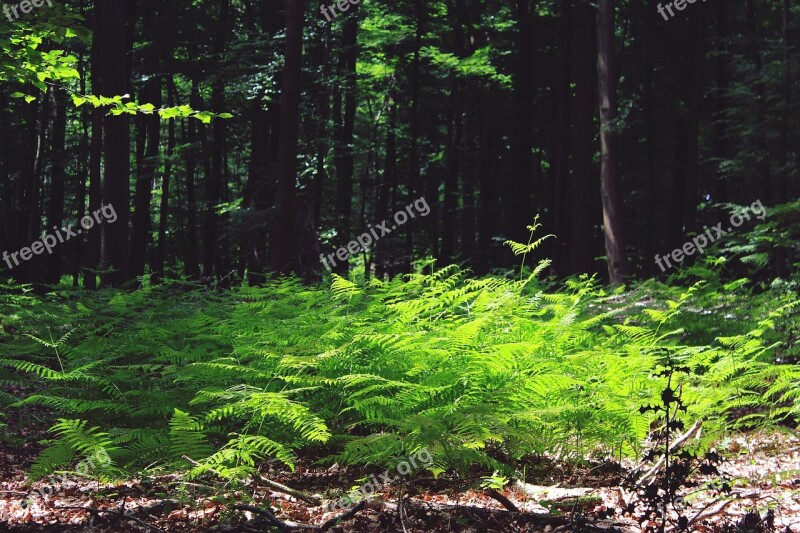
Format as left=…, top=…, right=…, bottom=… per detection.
left=203, top=0, right=230, bottom=281
left=86, top=0, right=104, bottom=289
left=154, top=77, right=176, bottom=280
left=269, top=0, right=305, bottom=274
left=99, top=0, right=132, bottom=287
left=45, top=87, right=67, bottom=285
left=507, top=0, right=534, bottom=245
left=568, top=0, right=596, bottom=275
left=332, top=7, right=359, bottom=276
left=184, top=81, right=201, bottom=279
left=596, top=0, right=629, bottom=285
left=552, top=0, right=572, bottom=274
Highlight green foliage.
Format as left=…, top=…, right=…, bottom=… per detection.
left=0, top=267, right=797, bottom=485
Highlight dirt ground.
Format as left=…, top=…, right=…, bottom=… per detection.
left=0, top=404, right=797, bottom=532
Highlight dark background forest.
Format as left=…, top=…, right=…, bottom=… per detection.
left=1, top=0, right=796, bottom=287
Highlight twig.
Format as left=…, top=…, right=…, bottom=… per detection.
left=317, top=500, right=368, bottom=530
left=232, top=500, right=367, bottom=532
left=54, top=505, right=164, bottom=532
left=636, top=419, right=703, bottom=486
left=688, top=498, right=734, bottom=527
left=255, top=472, right=321, bottom=505
left=484, top=488, right=520, bottom=512
left=398, top=491, right=410, bottom=533
left=231, top=504, right=292, bottom=532
left=0, top=490, right=30, bottom=496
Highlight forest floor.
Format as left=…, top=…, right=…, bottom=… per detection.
left=0, top=400, right=798, bottom=532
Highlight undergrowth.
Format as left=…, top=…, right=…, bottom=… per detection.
left=0, top=259, right=798, bottom=490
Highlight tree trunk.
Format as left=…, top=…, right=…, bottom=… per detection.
left=86, top=0, right=104, bottom=289
left=568, top=0, right=596, bottom=275
left=184, top=81, right=201, bottom=279
left=375, top=96, right=396, bottom=280
left=552, top=0, right=572, bottom=274
left=682, top=5, right=705, bottom=238
left=332, top=8, right=358, bottom=276
left=45, top=87, right=67, bottom=285
left=507, top=0, right=534, bottom=245
left=405, top=0, right=424, bottom=273
left=745, top=0, right=772, bottom=203
left=154, top=77, right=176, bottom=280
left=269, top=0, right=305, bottom=274
left=203, top=0, right=229, bottom=280
left=100, top=0, right=132, bottom=287
left=713, top=0, right=729, bottom=201
left=596, top=0, right=629, bottom=284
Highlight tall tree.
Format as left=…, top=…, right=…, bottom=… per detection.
left=203, top=0, right=230, bottom=280
left=130, top=0, right=162, bottom=280
left=596, top=0, right=628, bottom=284
left=99, top=0, right=132, bottom=287
left=552, top=0, right=572, bottom=273
left=568, top=0, right=596, bottom=275
left=332, top=5, right=359, bottom=276
left=270, top=0, right=304, bottom=274
left=45, top=87, right=67, bottom=285
left=506, top=0, right=534, bottom=245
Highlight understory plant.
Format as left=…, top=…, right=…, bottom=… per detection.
left=0, top=256, right=796, bottom=488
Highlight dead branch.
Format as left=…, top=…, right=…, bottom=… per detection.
left=637, top=419, right=703, bottom=486
left=484, top=488, right=520, bottom=512
left=232, top=500, right=367, bottom=532
left=54, top=505, right=165, bottom=532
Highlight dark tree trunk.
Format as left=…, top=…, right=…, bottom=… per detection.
left=682, top=5, right=705, bottom=237
left=596, top=0, right=629, bottom=285
left=86, top=0, right=104, bottom=289
left=375, top=96, right=396, bottom=280
left=23, top=90, right=51, bottom=283
left=644, top=8, right=657, bottom=274
left=507, top=0, right=534, bottom=244
left=203, top=0, right=229, bottom=280
left=130, top=0, right=162, bottom=280
left=99, top=0, right=132, bottom=287
left=130, top=77, right=162, bottom=279
left=775, top=0, right=791, bottom=277
left=713, top=0, right=729, bottom=201
left=244, top=98, right=271, bottom=285
left=184, top=81, right=201, bottom=279
left=332, top=8, right=358, bottom=276
left=568, top=0, right=596, bottom=275
left=745, top=0, right=773, bottom=203
left=405, top=0, right=424, bottom=273
left=154, top=77, right=176, bottom=280
left=73, top=48, right=90, bottom=287
left=45, top=87, right=67, bottom=285
left=552, top=0, right=572, bottom=274
left=270, top=0, right=305, bottom=274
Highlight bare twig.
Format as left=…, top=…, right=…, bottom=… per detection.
left=54, top=505, right=165, bottom=532
left=255, top=472, right=321, bottom=506
left=231, top=504, right=292, bottom=532
left=232, top=500, right=367, bottom=532
left=688, top=498, right=734, bottom=528
left=484, top=488, right=520, bottom=512
left=636, top=419, right=703, bottom=486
